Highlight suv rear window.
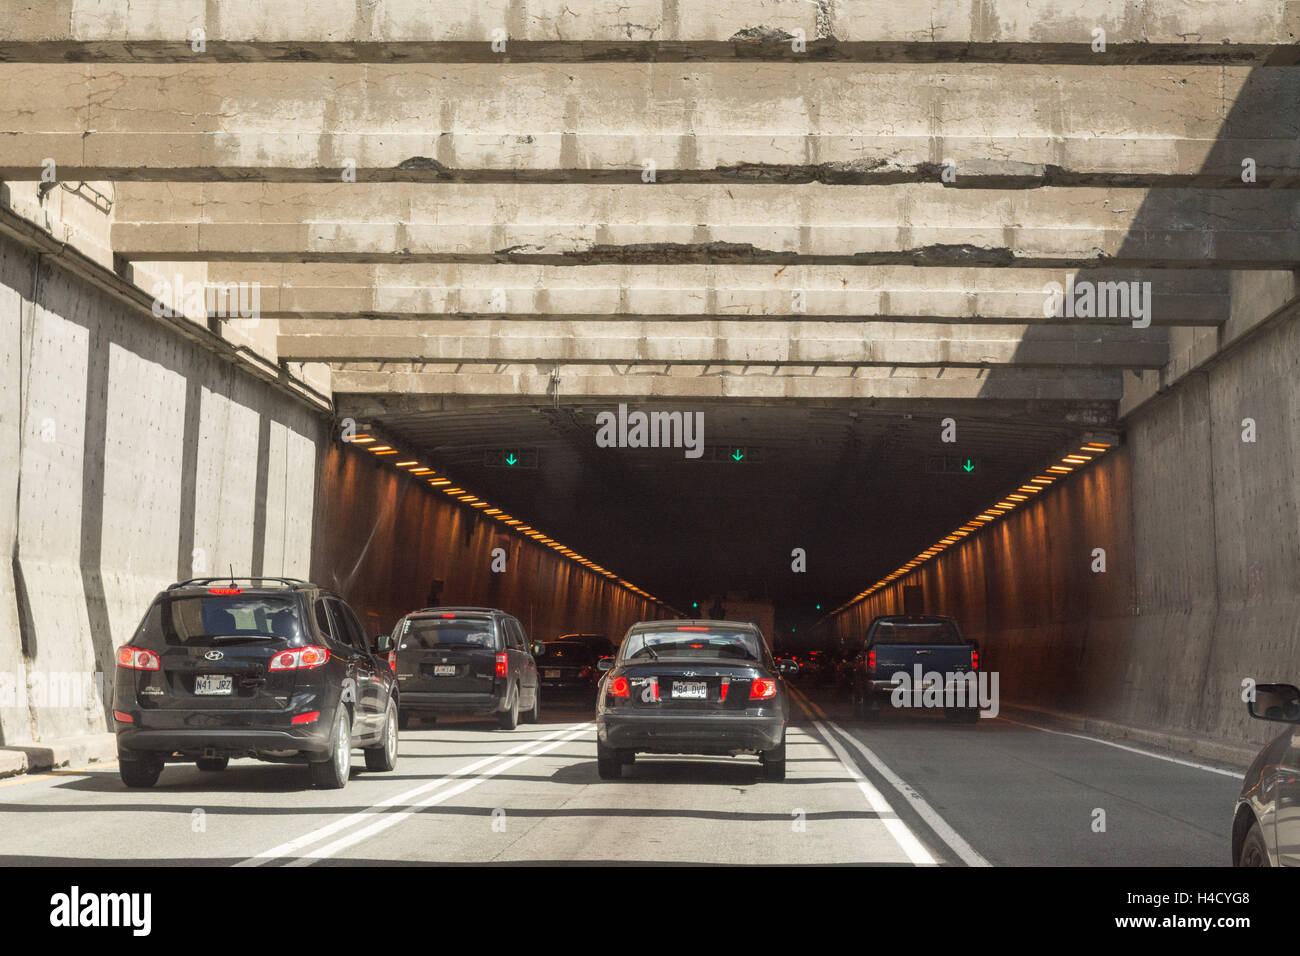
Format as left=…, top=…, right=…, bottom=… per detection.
left=622, top=628, right=762, bottom=662
left=401, top=617, right=499, bottom=650
left=870, top=620, right=963, bottom=645
left=138, top=595, right=303, bottom=646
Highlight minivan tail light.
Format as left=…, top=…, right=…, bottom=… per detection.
left=609, top=676, right=630, bottom=698
left=116, top=646, right=160, bottom=671
left=269, top=646, right=330, bottom=671
left=495, top=653, right=508, bottom=678
left=750, top=678, right=777, bottom=700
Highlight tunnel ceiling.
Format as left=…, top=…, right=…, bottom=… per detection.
left=341, top=398, right=1090, bottom=616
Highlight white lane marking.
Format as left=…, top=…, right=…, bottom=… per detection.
left=236, top=723, right=592, bottom=866
left=791, top=686, right=989, bottom=867
left=996, top=715, right=1244, bottom=779
left=804, top=716, right=935, bottom=865
left=285, top=724, right=594, bottom=865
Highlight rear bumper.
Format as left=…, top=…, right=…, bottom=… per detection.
left=400, top=690, right=504, bottom=715
left=598, top=711, right=784, bottom=755
left=115, top=723, right=332, bottom=759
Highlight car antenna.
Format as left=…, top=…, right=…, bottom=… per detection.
left=229, top=563, right=236, bottom=587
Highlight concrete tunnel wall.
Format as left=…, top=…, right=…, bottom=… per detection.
left=0, top=227, right=666, bottom=746
left=0, top=230, right=322, bottom=746
left=310, top=440, right=671, bottom=646
left=824, top=307, right=1300, bottom=757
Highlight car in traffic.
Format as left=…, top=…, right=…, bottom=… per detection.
left=536, top=641, right=601, bottom=698
left=1233, top=682, right=1300, bottom=866
left=847, top=614, right=981, bottom=722
left=594, top=620, right=798, bottom=781
left=556, top=632, right=617, bottom=664
left=112, top=577, right=399, bottom=790
left=381, top=606, right=542, bottom=730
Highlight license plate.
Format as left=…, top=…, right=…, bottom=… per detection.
left=544, top=669, right=562, bottom=679
left=433, top=665, right=456, bottom=677
left=671, top=681, right=707, bottom=700
left=195, top=675, right=232, bottom=696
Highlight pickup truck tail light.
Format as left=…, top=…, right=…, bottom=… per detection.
left=867, top=650, right=876, bottom=672
left=971, top=650, right=979, bottom=670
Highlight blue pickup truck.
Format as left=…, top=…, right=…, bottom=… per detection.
left=847, top=615, right=982, bottom=723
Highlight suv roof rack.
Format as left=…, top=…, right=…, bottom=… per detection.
left=168, top=577, right=313, bottom=591
left=408, top=606, right=500, bottom=614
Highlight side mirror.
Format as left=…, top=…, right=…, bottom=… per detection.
left=596, top=657, right=615, bottom=672
left=1248, top=683, right=1300, bottom=723
left=531, top=642, right=545, bottom=657
left=779, top=660, right=799, bottom=676
left=371, top=634, right=391, bottom=654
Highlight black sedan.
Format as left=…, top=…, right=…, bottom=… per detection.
left=595, top=620, right=797, bottom=781
left=1234, top=682, right=1300, bottom=866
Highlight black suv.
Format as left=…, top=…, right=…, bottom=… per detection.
left=381, top=607, right=542, bottom=729
left=113, top=577, right=398, bottom=790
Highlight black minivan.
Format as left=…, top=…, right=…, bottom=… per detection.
left=113, top=577, right=398, bottom=790
left=382, top=607, right=542, bottom=729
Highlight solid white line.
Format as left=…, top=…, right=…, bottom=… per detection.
left=286, top=724, right=594, bottom=865
left=792, top=686, right=989, bottom=867
left=806, top=716, right=936, bottom=865
left=996, top=715, right=1244, bottom=779
left=235, top=723, right=592, bottom=866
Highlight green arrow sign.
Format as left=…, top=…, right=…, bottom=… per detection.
left=731, top=449, right=745, bottom=462
left=962, top=459, right=974, bottom=472
left=505, top=453, right=518, bottom=466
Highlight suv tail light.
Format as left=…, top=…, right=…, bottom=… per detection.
left=867, top=650, right=876, bottom=672
left=269, top=646, right=330, bottom=671
left=749, top=678, right=777, bottom=700
left=495, top=653, right=508, bottom=678
left=609, top=676, right=630, bottom=698
left=116, top=646, right=160, bottom=671
left=388, top=650, right=398, bottom=672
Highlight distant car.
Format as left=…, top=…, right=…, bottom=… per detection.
left=113, top=577, right=398, bottom=790
left=1233, top=682, right=1300, bottom=866
left=595, top=620, right=798, bottom=781
left=556, top=633, right=617, bottom=663
left=848, top=614, right=981, bottom=722
left=382, top=607, right=541, bottom=730
left=536, top=641, right=600, bottom=696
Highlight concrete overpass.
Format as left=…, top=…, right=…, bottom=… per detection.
left=0, top=0, right=1298, bottom=868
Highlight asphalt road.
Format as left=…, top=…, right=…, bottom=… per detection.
left=0, top=684, right=1243, bottom=866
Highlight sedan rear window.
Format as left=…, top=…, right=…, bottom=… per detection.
left=870, top=621, right=963, bottom=645
left=402, top=618, right=499, bottom=650
left=622, top=629, right=762, bottom=661
left=138, top=596, right=303, bottom=645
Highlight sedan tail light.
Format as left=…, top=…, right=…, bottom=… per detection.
left=608, top=676, right=630, bottom=698
left=269, top=645, right=330, bottom=671
left=116, top=646, right=160, bottom=671
left=495, top=653, right=508, bottom=678
left=749, top=678, right=777, bottom=700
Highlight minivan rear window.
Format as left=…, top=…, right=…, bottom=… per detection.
left=138, top=595, right=303, bottom=646
left=401, top=617, right=499, bottom=650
